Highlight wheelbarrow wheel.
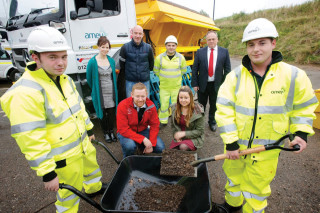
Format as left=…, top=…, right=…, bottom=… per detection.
left=210, top=202, right=230, bottom=213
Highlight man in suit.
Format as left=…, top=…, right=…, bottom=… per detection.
left=191, top=31, right=231, bottom=131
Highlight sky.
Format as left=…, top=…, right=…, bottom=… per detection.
left=0, top=0, right=313, bottom=26
left=167, top=0, right=312, bottom=20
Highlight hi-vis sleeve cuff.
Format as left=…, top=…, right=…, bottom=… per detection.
left=43, top=170, right=57, bottom=182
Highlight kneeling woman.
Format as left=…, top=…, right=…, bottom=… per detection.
left=170, top=86, right=205, bottom=151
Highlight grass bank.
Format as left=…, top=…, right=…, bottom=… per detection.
left=214, top=0, right=320, bottom=65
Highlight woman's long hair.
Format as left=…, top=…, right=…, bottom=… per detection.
left=175, top=86, right=194, bottom=127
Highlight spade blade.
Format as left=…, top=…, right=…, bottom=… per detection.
left=160, top=149, right=197, bottom=177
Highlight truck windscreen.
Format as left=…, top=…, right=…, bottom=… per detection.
left=7, top=0, right=64, bottom=31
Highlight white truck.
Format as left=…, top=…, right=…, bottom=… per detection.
left=5, top=0, right=135, bottom=111
left=0, top=0, right=18, bottom=81
left=0, top=43, right=18, bottom=81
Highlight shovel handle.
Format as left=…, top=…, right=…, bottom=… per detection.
left=191, top=146, right=267, bottom=167
left=215, top=146, right=267, bottom=160
left=190, top=156, right=216, bottom=166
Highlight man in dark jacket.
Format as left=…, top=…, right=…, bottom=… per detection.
left=191, top=31, right=231, bottom=132
left=117, top=82, right=165, bottom=158
left=118, top=25, right=154, bottom=101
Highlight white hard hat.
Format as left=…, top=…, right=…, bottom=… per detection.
left=165, top=35, right=178, bottom=45
left=28, top=26, right=71, bottom=53
left=242, top=18, right=278, bottom=43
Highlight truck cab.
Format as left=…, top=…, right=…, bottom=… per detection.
left=6, top=0, right=136, bottom=113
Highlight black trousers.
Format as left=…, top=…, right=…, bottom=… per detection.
left=197, top=81, right=217, bottom=125
left=99, top=107, right=116, bottom=134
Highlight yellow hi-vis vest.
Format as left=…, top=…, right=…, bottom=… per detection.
left=216, top=62, right=318, bottom=161
left=1, top=62, right=94, bottom=177
left=153, top=52, right=187, bottom=89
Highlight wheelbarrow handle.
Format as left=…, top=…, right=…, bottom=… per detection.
left=59, top=183, right=103, bottom=211
left=91, top=139, right=120, bottom=164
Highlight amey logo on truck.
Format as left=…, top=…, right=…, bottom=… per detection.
left=85, top=32, right=106, bottom=39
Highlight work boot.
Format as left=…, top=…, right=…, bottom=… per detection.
left=85, top=182, right=109, bottom=198
left=104, top=132, right=112, bottom=143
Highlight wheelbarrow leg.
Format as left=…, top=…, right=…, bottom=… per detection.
left=59, top=184, right=104, bottom=212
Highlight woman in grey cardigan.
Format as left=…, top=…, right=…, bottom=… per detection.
left=170, top=86, right=205, bottom=150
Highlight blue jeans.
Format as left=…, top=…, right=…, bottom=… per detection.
left=117, top=128, right=165, bottom=158
left=126, top=80, right=150, bottom=98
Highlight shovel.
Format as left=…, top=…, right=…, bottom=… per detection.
left=191, top=134, right=300, bottom=167
left=160, top=134, right=300, bottom=177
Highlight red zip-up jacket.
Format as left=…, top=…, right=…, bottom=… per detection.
left=117, top=97, right=160, bottom=146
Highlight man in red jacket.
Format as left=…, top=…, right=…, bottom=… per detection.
left=117, top=82, right=165, bottom=157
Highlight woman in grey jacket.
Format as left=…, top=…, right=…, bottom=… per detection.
left=170, top=86, right=205, bottom=150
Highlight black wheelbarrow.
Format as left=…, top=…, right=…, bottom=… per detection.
left=59, top=141, right=213, bottom=213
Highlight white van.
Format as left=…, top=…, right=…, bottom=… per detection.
left=0, top=47, right=18, bottom=81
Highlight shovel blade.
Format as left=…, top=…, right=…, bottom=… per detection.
left=160, top=149, right=198, bottom=177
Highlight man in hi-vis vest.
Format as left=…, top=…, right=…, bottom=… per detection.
left=215, top=18, right=319, bottom=213
left=154, top=35, right=187, bottom=127
left=1, top=27, right=107, bottom=212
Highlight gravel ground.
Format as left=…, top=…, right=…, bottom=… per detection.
left=0, top=60, right=319, bottom=213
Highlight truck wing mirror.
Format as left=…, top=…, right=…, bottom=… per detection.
left=0, top=28, right=8, bottom=40
left=49, top=21, right=66, bottom=33
left=70, top=8, right=90, bottom=20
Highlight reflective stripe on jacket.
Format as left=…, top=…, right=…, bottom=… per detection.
left=216, top=60, right=318, bottom=161
left=154, top=52, right=187, bottom=89
left=1, top=62, right=94, bottom=177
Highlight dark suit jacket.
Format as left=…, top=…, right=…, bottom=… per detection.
left=191, top=46, right=231, bottom=93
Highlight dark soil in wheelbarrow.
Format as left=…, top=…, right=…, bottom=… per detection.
left=133, top=184, right=186, bottom=212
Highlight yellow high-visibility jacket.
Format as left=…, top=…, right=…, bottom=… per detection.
left=1, top=62, right=94, bottom=178
left=216, top=54, right=318, bottom=161
left=154, top=52, right=187, bottom=89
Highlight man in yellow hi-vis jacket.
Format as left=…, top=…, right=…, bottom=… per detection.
left=215, top=18, right=319, bottom=213
left=154, top=35, right=187, bottom=127
left=1, top=27, right=107, bottom=212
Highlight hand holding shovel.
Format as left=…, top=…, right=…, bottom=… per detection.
left=191, top=134, right=300, bottom=167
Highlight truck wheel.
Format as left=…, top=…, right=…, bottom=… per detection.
left=9, top=69, right=20, bottom=82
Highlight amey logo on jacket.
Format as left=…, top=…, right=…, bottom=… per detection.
left=271, top=87, right=285, bottom=94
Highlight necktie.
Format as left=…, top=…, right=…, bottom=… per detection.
left=208, top=48, right=214, bottom=77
